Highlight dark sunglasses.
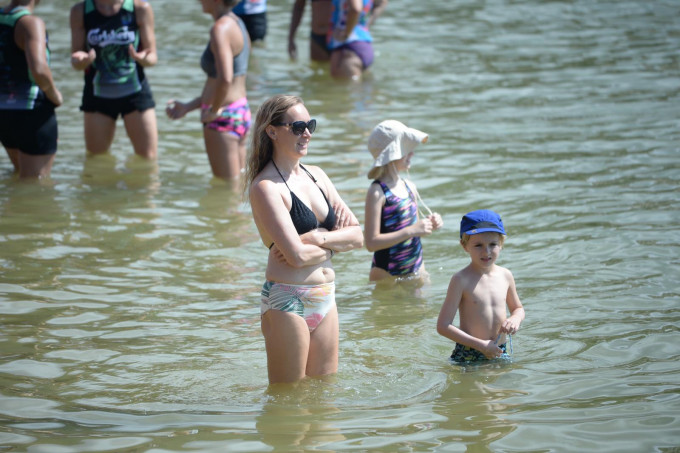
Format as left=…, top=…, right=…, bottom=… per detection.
left=272, top=119, right=316, bottom=136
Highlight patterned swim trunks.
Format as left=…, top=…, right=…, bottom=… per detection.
left=450, top=343, right=507, bottom=363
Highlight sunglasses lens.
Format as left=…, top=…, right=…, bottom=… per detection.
left=291, top=122, right=306, bottom=135
left=291, top=120, right=316, bottom=136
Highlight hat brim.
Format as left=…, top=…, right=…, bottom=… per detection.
left=462, top=227, right=506, bottom=237
left=367, top=128, right=428, bottom=179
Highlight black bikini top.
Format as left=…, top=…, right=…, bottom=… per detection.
left=269, top=161, right=336, bottom=248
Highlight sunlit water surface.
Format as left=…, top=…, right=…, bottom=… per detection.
left=1, top=0, right=679, bottom=451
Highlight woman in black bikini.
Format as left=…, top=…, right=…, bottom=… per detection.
left=244, top=94, right=363, bottom=385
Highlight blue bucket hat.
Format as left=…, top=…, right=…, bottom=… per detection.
left=460, top=210, right=506, bottom=238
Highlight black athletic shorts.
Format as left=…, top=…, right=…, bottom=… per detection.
left=0, top=102, right=58, bottom=156
left=237, top=11, right=267, bottom=42
left=80, top=78, right=156, bottom=120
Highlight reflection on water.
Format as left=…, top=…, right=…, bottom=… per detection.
left=0, top=0, right=679, bottom=451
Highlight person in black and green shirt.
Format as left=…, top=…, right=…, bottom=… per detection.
left=70, top=0, right=158, bottom=160
left=0, top=0, right=62, bottom=178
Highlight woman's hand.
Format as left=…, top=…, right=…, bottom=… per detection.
left=200, top=106, right=222, bottom=124
left=70, top=48, right=96, bottom=70
left=333, top=203, right=354, bottom=230
left=45, top=86, right=63, bottom=107
left=128, top=44, right=154, bottom=67
left=270, top=244, right=290, bottom=265
left=166, top=100, right=190, bottom=120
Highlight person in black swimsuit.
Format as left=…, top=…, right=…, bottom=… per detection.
left=288, top=0, right=333, bottom=62
left=244, top=94, right=363, bottom=385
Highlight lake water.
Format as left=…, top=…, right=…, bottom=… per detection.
left=1, top=0, right=679, bottom=451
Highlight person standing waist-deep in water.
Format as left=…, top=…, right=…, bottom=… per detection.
left=437, top=210, right=525, bottom=363
left=0, top=0, right=63, bottom=179
left=363, top=120, right=443, bottom=285
left=287, top=0, right=334, bottom=63
left=232, top=0, right=267, bottom=44
left=166, top=0, right=251, bottom=182
left=245, top=94, right=363, bottom=384
left=327, top=0, right=387, bottom=80
left=70, top=0, right=158, bottom=160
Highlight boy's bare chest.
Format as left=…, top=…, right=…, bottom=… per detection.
left=464, top=276, right=508, bottom=309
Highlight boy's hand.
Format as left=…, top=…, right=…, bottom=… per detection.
left=501, top=316, right=522, bottom=335
left=481, top=339, right=503, bottom=359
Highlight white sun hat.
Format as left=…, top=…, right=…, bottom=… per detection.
left=367, top=120, right=428, bottom=179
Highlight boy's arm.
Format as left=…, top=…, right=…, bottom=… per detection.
left=437, top=273, right=504, bottom=359
left=501, top=270, right=525, bottom=334
left=436, top=274, right=462, bottom=341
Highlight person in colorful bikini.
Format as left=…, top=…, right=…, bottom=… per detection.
left=436, top=210, right=525, bottom=363
left=363, top=120, right=443, bottom=285
left=166, top=0, right=251, bottom=181
left=70, top=0, right=158, bottom=160
left=287, top=0, right=333, bottom=62
left=244, top=94, right=363, bottom=384
left=327, top=0, right=387, bottom=79
left=1, top=0, right=63, bottom=179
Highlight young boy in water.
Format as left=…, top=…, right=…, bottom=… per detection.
left=436, top=210, right=525, bottom=362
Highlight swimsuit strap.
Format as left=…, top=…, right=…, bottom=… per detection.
left=299, top=163, right=317, bottom=183
left=300, top=163, right=332, bottom=203
left=271, top=160, right=292, bottom=192
left=272, top=161, right=329, bottom=200
left=402, top=178, right=416, bottom=202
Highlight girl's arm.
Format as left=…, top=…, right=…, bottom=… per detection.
left=363, top=182, right=432, bottom=252
left=17, top=15, right=62, bottom=106
left=250, top=179, right=332, bottom=268
left=70, top=2, right=96, bottom=70
left=129, top=0, right=157, bottom=67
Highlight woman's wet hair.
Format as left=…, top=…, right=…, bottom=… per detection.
left=243, top=95, right=304, bottom=196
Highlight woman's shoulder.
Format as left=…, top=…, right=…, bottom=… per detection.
left=14, top=11, right=45, bottom=36
left=300, top=163, right=330, bottom=184
left=134, top=0, right=154, bottom=19
left=134, top=0, right=152, bottom=10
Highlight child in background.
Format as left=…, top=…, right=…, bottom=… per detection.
left=363, top=120, right=443, bottom=285
left=437, top=209, right=525, bottom=362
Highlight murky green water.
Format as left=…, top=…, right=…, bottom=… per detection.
left=1, top=0, right=679, bottom=451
